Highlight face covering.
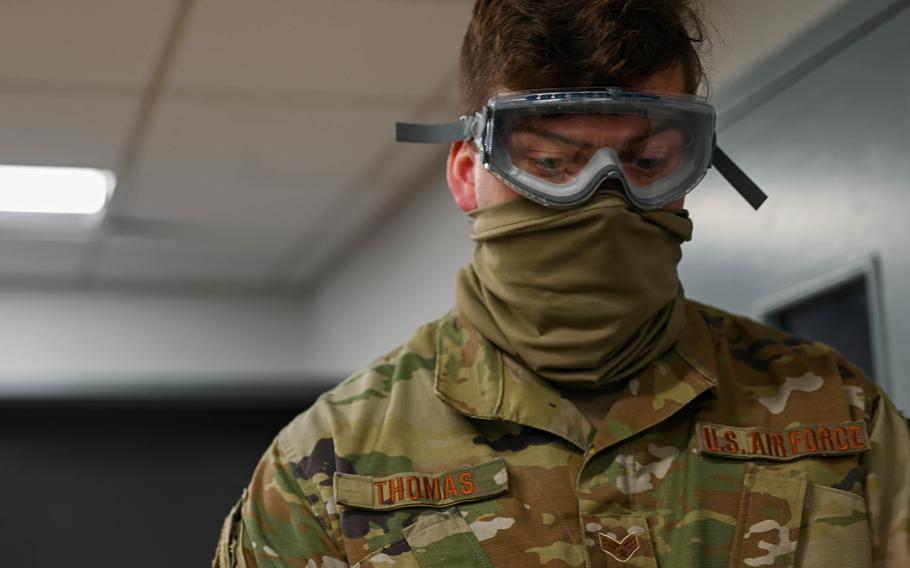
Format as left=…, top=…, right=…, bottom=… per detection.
left=455, top=192, right=692, bottom=390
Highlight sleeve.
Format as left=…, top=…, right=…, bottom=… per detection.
left=862, top=390, right=910, bottom=567
left=212, top=435, right=348, bottom=568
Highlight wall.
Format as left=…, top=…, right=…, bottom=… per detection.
left=0, top=175, right=470, bottom=396
left=0, top=287, right=321, bottom=395
left=680, top=1, right=910, bottom=409
left=0, top=400, right=311, bottom=568
left=299, top=175, right=473, bottom=377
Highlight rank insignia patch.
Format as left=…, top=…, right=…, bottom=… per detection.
left=695, top=421, right=869, bottom=461
left=598, top=531, right=640, bottom=563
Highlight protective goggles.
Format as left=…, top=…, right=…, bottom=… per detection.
left=397, top=89, right=766, bottom=210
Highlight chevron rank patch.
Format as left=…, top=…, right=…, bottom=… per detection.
left=599, top=531, right=640, bottom=563
left=695, top=421, right=870, bottom=461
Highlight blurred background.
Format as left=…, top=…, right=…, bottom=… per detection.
left=0, top=0, right=907, bottom=565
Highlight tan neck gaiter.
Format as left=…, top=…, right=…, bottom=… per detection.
left=455, top=193, right=693, bottom=390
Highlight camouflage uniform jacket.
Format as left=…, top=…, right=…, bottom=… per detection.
left=214, top=300, right=910, bottom=567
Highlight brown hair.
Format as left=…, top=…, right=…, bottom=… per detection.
left=459, top=0, right=707, bottom=114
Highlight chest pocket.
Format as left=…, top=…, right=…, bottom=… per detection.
left=730, top=466, right=872, bottom=568
left=334, top=459, right=507, bottom=568
left=349, top=509, right=494, bottom=568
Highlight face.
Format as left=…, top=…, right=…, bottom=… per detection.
left=447, top=65, right=689, bottom=212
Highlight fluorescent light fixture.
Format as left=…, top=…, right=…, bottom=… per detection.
left=0, top=165, right=115, bottom=215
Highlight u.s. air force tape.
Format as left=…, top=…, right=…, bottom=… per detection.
left=695, top=421, right=869, bottom=461
left=333, top=458, right=509, bottom=511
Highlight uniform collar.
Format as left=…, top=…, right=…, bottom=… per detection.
left=434, top=300, right=719, bottom=452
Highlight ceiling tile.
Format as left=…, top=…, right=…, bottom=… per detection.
left=0, top=92, right=137, bottom=168
left=95, top=235, right=277, bottom=285
left=120, top=96, right=421, bottom=236
left=0, top=0, right=177, bottom=85
left=170, top=0, right=472, bottom=97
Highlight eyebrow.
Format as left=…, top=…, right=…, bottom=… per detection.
left=513, top=119, right=675, bottom=150
left=513, top=123, right=595, bottom=150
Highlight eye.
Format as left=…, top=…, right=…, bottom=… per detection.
left=532, top=157, right=563, bottom=174
left=633, top=157, right=666, bottom=171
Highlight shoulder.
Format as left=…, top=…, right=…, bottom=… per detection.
left=691, top=298, right=848, bottom=363
left=277, top=315, right=447, bottom=467
left=688, top=299, right=881, bottom=423
left=690, top=298, right=870, bottom=379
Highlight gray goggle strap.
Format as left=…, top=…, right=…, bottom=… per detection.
left=396, top=121, right=467, bottom=144
left=396, top=119, right=769, bottom=211
left=396, top=114, right=484, bottom=145
left=712, top=145, right=768, bottom=210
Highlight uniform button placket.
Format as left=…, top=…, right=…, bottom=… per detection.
left=575, top=446, right=657, bottom=568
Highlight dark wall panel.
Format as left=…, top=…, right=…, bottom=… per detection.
left=0, top=396, right=321, bottom=568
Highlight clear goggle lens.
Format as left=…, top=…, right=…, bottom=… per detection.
left=502, top=113, right=689, bottom=190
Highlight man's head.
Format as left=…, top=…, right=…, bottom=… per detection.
left=447, top=0, right=707, bottom=212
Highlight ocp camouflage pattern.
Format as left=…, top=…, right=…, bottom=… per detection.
left=214, top=300, right=910, bottom=567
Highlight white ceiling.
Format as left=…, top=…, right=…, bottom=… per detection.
left=0, top=0, right=850, bottom=289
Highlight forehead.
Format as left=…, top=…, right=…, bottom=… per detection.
left=627, top=64, right=688, bottom=94
left=507, top=113, right=683, bottom=151
left=512, top=113, right=655, bottom=136
left=494, top=65, right=689, bottom=104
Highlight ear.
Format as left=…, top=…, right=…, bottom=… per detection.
left=447, top=140, right=478, bottom=212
